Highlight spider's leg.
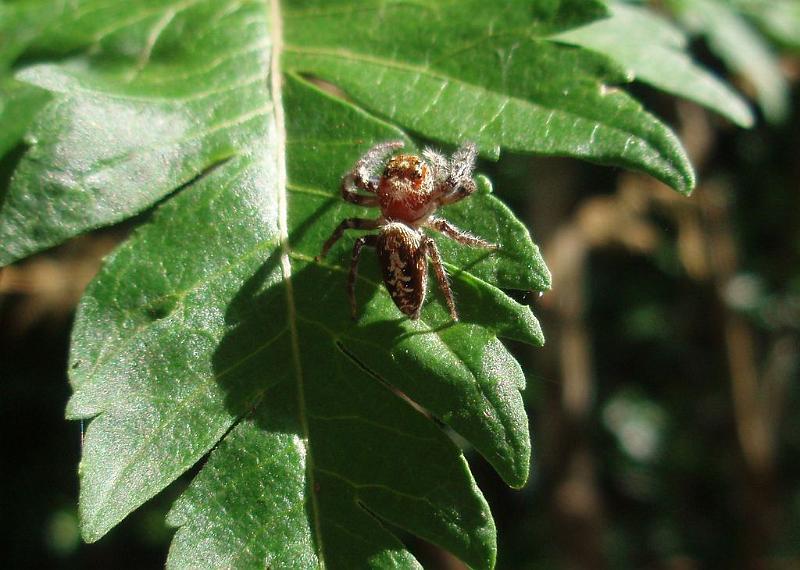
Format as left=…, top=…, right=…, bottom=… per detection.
left=450, top=141, right=478, bottom=178
left=358, top=140, right=406, bottom=178
left=316, top=218, right=380, bottom=261
left=427, top=216, right=498, bottom=249
left=348, top=234, right=377, bottom=319
left=437, top=177, right=476, bottom=206
left=341, top=181, right=380, bottom=206
left=424, top=236, right=459, bottom=321
left=422, top=147, right=448, bottom=183
left=345, top=140, right=405, bottom=195
left=438, top=141, right=478, bottom=205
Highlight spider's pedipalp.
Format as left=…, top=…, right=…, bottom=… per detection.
left=437, top=177, right=476, bottom=206
left=341, top=180, right=380, bottom=206
left=436, top=141, right=478, bottom=206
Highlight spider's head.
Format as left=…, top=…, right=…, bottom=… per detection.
left=378, top=153, right=437, bottom=222
left=383, top=154, right=429, bottom=190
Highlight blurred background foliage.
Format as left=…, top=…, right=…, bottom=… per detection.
left=2, top=0, right=799, bottom=568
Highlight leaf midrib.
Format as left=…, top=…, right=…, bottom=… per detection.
left=268, top=0, right=327, bottom=566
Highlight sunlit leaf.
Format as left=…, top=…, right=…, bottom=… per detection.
left=0, top=0, right=716, bottom=567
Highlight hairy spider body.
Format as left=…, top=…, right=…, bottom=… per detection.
left=317, top=140, right=497, bottom=321
left=376, top=222, right=428, bottom=316
left=377, top=155, right=435, bottom=221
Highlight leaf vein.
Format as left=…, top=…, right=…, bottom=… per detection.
left=308, top=413, right=440, bottom=443
left=284, top=45, right=668, bottom=160
left=88, top=324, right=288, bottom=521
left=269, top=0, right=326, bottom=565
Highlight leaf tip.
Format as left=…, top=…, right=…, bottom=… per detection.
left=520, top=306, right=546, bottom=348
left=508, top=454, right=531, bottom=490
left=730, top=99, right=756, bottom=129
left=677, top=164, right=696, bottom=196
left=77, top=508, right=110, bottom=544
left=475, top=174, right=493, bottom=195
left=493, top=412, right=532, bottom=489
left=65, top=389, right=99, bottom=420
left=663, top=139, right=696, bottom=196
left=14, top=64, right=70, bottom=93
left=537, top=250, right=553, bottom=292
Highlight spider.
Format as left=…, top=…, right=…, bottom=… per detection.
left=316, top=140, right=498, bottom=321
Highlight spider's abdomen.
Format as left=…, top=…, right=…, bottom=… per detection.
left=376, top=222, right=428, bottom=319
left=378, top=154, right=435, bottom=222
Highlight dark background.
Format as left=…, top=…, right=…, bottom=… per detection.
left=2, top=26, right=799, bottom=570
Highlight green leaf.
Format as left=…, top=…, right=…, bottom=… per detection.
left=282, top=0, right=694, bottom=193
left=670, top=0, right=790, bottom=123
left=733, top=0, right=800, bottom=51
left=0, top=79, right=49, bottom=160
left=555, top=2, right=754, bottom=128
left=66, top=66, right=543, bottom=566
left=0, top=1, right=699, bottom=269
left=0, top=0, right=58, bottom=162
left=0, top=0, right=714, bottom=567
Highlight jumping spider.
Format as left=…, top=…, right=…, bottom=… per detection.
left=316, top=140, right=498, bottom=321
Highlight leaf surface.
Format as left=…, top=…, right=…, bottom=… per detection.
left=555, top=2, right=754, bottom=127
left=282, top=0, right=694, bottom=193
left=0, top=0, right=701, bottom=268
left=67, top=67, right=543, bottom=566
left=672, top=0, right=790, bottom=123
left=0, top=0, right=711, bottom=567
left=733, top=0, right=800, bottom=50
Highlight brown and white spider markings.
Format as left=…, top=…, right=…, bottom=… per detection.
left=316, top=140, right=498, bottom=321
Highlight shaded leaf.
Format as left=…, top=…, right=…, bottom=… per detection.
left=733, top=0, right=800, bottom=51
left=671, top=0, right=790, bottom=123
left=0, top=79, right=49, bottom=160
left=555, top=2, right=754, bottom=127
